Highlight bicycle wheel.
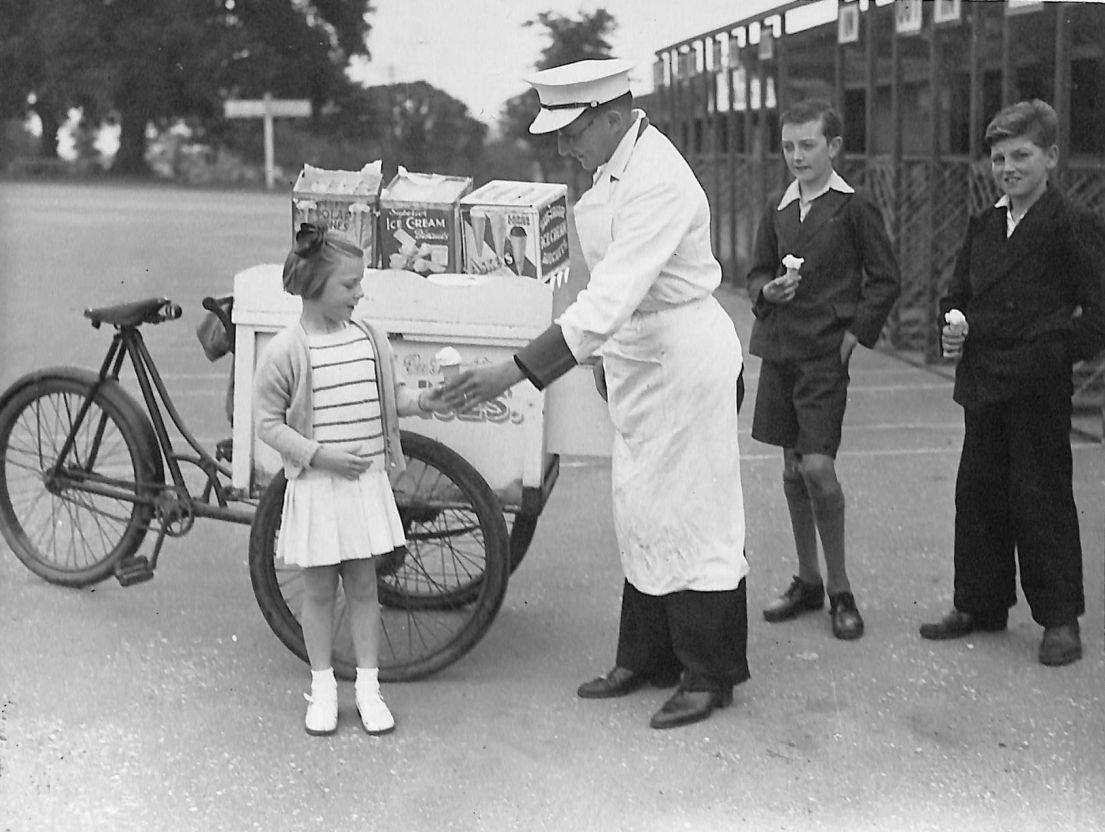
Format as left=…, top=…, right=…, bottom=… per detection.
left=0, top=371, right=162, bottom=586
left=248, top=431, right=510, bottom=682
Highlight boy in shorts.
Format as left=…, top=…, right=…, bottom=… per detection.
left=746, top=100, right=900, bottom=640
left=919, top=100, right=1105, bottom=665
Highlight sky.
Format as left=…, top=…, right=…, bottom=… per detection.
left=350, top=0, right=785, bottom=127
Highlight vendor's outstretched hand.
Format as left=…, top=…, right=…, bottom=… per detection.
left=440, top=361, right=525, bottom=409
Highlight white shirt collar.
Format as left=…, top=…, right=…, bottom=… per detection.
left=597, top=110, right=646, bottom=184
left=777, top=169, right=854, bottom=211
left=995, top=194, right=1022, bottom=237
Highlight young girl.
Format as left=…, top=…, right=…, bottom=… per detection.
left=254, top=223, right=447, bottom=736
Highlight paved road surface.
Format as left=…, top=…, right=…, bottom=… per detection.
left=0, top=183, right=1102, bottom=831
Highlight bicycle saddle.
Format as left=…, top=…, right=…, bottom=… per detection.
left=84, top=298, right=180, bottom=328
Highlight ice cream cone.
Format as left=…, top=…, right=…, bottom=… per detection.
left=436, top=346, right=463, bottom=381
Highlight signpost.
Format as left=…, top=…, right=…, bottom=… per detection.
left=224, top=93, right=311, bottom=189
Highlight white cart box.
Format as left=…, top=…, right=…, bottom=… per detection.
left=232, top=266, right=612, bottom=506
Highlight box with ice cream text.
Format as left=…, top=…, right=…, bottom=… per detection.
left=291, top=162, right=382, bottom=267
left=459, top=181, right=570, bottom=287
left=377, top=169, right=472, bottom=275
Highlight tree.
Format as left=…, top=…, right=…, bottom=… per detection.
left=367, top=82, right=488, bottom=177
left=0, top=0, right=97, bottom=159
left=0, top=0, right=375, bottom=175
left=499, top=9, right=617, bottom=192
left=278, top=80, right=488, bottom=178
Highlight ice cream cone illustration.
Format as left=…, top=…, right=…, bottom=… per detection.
left=489, top=210, right=508, bottom=261
left=508, top=225, right=528, bottom=276
left=470, top=210, right=487, bottom=257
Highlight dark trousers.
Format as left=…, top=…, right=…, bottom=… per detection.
left=614, top=578, right=750, bottom=694
left=953, top=390, right=1084, bottom=627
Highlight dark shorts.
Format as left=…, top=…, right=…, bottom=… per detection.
left=751, top=352, right=850, bottom=457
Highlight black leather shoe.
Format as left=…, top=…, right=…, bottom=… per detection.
left=763, top=575, right=825, bottom=622
left=1039, top=621, right=1081, bottom=667
left=577, top=667, right=646, bottom=699
left=919, top=608, right=1007, bottom=640
left=649, top=686, right=733, bottom=730
left=829, top=591, right=864, bottom=640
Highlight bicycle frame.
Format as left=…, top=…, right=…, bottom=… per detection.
left=52, top=322, right=254, bottom=528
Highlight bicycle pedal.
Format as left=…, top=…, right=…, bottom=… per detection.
left=215, top=438, right=233, bottom=462
left=114, top=555, right=155, bottom=587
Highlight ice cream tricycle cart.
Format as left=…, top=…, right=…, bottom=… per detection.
left=234, top=260, right=611, bottom=681
left=0, top=173, right=609, bottom=682
left=0, top=264, right=609, bottom=683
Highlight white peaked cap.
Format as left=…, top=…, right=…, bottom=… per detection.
left=525, top=58, right=634, bottom=134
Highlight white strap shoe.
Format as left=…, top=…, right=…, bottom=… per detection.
left=304, top=685, right=338, bottom=736
left=355, top=682, right=396, bottom=735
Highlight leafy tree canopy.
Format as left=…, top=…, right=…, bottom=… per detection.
left=280, top=80, right=488, bottom=179
left=0, top=0, right=374, bottom=174
left=499, top=8, right=617, bottom=192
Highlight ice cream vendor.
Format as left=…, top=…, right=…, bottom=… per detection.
left=442, top=58, right=749, bottom=731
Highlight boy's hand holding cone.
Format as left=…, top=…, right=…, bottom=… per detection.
left=764, top=254, right=804, bottom=304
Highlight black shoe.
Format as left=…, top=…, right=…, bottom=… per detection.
left=1039, top=621, right=1081, bottom=667
left=919, top=608, right=1008, bottom=640
left=763, top=576, right=825, bottom=622
left=649, top=686, right=733, bottom=730
left=829, top=591, right=864, bottom=640
left=577, top=667, right=647, bottom=699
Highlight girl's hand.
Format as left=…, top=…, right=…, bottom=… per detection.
left=417, top=385, right=448, bottom=413
left=312, top=447, right=373, bottom=479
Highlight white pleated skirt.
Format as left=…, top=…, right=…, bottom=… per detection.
left=277, top=467, right=406, bottom=568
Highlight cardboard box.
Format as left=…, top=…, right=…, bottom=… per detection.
left=291, top=162, right=383, bottom=266
left=460, top=181, right=570, bottom=286
left=378, top=169, right=472, bottom=275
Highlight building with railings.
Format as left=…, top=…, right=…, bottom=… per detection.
left=642, top=0, right=1105, bottom=380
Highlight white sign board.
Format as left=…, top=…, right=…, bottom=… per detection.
left=223, top=95, right=312, bottom=189
left=758, top=30, right=774, bottom=61
left=934, top=0, right=961, bottom=24
left=224, top=98, right=311, bottom=119
left=895, top=0, right=924, bottom=35
left=839, top=3, right=860, bottom=45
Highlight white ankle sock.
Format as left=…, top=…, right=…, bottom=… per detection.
left=356, top=667, right=379, bottom=687
left=311, top=667, right=336, bottom=689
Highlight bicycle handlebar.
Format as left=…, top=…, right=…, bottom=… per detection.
left=85, top=297, right=183, bottom=329
left=157, top=302, right=183, bottom=323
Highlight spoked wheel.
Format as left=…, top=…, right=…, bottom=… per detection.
left=0, top=372, right=162, bottom=586
left=248, top=431, right=510, bottom=682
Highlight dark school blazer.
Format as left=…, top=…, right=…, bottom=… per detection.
left=746, top=187, right=901, bottom=362
left=940, top=185, right=1105, bottom=409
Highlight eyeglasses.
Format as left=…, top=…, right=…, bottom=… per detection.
left=558, top=111, right=599, bottom=143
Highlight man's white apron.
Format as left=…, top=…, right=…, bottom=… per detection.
left=573, top=184, right=748, bottom=596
